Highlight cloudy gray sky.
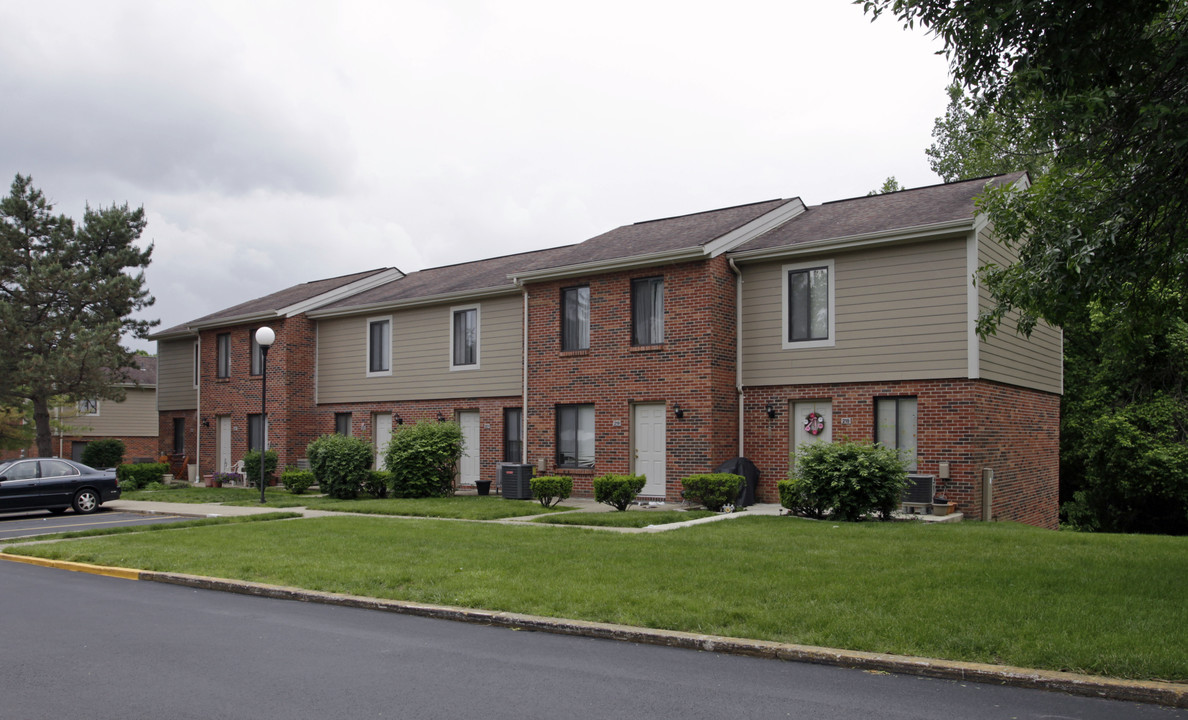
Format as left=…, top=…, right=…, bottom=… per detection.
left=1, top=1, right=951, bottom=351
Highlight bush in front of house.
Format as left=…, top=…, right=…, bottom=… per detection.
left=384, top=420, right=463, bottom=498
left=306, top=433, right=373, bottom=499
left=593, top=474, right=646, bottom=511
left=530, top=475, right=572, bottom=507
left=81, top=438, right=125, bottom=468
left=781, top=440, right=908, bottom=521
left=243, top=449, right=279, bottom=488
left=364, top=470, right=391, bottom=499
left=281, top=468, right=315, bottom=495
left=681, top=473, right=745, bottom=512
left=117, top=462, right=168, bottom=490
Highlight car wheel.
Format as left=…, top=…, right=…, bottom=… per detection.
left=73, top=488, right=100, bottom=514
left=48, top=507, right=67, bottom=515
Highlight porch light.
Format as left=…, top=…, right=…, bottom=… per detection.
left=672, top=403, right=684, bottom=419
left=765, top=403, right=778, bottom=419
left=437, top=412, right=446, bottom=422
left=395, top=413, right=403, bottom=425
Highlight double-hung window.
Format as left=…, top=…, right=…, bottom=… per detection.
left=451, top=306, right=479, bottom=369
left=561, top=286, right=590, bottom=351
left=367, top=317, right=391, bottom=376
left=631, top=277, right=664, bottom=346
left=875, top=397, right=918, bottom=471
left=250, top=329, right=264, bottom=375
left=248, top=413, right=269, bottom=452
left=503, top=407, right=522, bottom=463
left=335, top=412, right=352, bottom=436
left=556, top=404, right=595, bottom=468
left=78, top=398, right=100, bottom=416
left=216, top=333, right=231, bottom=378
left=782, top=260, right=834, bottom=348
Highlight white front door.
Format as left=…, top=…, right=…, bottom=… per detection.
left=216, top=416, right=232, bottom=472
left=633, top=403, right=666, bottom=497
left=373, top=412, right=392, bottom=470
left=791, top=400, right=832, bottom=461
left=458, top=411, right=480, bottom=486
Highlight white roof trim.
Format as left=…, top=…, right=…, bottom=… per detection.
left=279, top=268, right=404, bottom=317
left=703, top=199, right=806, bottom=257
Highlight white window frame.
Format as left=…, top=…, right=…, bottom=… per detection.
left=365, top=316, right=392, bottom=377
left=78, top=398, right=100, bottom=416
left=449, top=304, right=481, bottom=371
left=781, top=259, right=835, bottom=349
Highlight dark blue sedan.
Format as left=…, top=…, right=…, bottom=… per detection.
left=0, top=458, right=120, bottom=515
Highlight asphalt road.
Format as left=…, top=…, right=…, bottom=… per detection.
left=0, top=561, right=1179, bottom=720
left=0, top=509, right=192, bottom=540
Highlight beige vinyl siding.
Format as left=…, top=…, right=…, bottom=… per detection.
left=976, top=225, right=1063, bottom=394
left=741, top=238, right=970, bottom=385
left=157, top=339, right=197, bottom=410
left=317, top=294, right=523, bottom=403
left=65, top=387, right=158, bottom=437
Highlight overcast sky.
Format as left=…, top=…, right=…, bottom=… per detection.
left=1, top=1, right=951, bottom=351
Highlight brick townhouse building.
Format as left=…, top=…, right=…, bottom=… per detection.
left=152, top=173, right=1062, bottom=528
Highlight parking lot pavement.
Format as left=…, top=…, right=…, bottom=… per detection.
left=0, top=510, right=192, bottom=541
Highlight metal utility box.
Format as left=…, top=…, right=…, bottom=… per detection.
left=498, top=463, right=534, bottom=500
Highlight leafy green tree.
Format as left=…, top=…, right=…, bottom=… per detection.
left=0, top=174, right=156, bottom=456
left=0, top=402, right=34, bottom=451
left=867, top=176, right=904, bottom=195
left=926, top=84, right=1049, bottom=183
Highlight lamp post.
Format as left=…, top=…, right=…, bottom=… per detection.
left=255, top=326, right=275, bottom=503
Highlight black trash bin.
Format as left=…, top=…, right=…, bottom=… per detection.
left=714, top=457, right=760, bottom=507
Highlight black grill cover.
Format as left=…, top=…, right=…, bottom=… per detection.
left=714, top=457, right=760, bottom=507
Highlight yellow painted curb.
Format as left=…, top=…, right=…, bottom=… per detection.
left=0, top=552, right=143, bottom=580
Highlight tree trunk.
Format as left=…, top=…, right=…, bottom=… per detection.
left=32, top=395, right=54, bottom=457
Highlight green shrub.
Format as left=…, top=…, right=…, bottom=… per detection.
left=281, top=468, right=315, bottom=495
left=363, top=470, right=391, bottom=499
left=117, top=462, right=168, bottom=491
left=384, top=421, right=463, bottom=499
left=307, top=434, right=373, bottom=499
left=243, top=449, right=279, bottom=488
left=81, top=438, right=125, bottom=468
left=593, top=474, right=646, bottom=511
left=782, top=440, right=908, bottom=522
left=530, top=475, right=572, bottom=507
left=681, top=473, right=744, bottom=512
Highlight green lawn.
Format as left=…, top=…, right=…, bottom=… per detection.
left=533, top=510, right=717, bottom=527
left=121, top=487, right=567, bottom=519
left=9, top=515, right=1186, bottom=681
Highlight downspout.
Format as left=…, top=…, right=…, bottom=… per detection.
left=517, top=279, right=528, bottom=464
left=728, top=257, right=744, bottom=457
left=195, top=339, right=202, bottom=484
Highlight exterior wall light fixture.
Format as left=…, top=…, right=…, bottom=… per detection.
left=765, top=403, right=778, bottom=419
left=672, top=402, right=684, bottom=419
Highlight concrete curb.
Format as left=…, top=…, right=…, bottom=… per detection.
left=4, top=552, right=1185, bottom=708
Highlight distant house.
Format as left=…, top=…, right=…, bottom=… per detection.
left=1, top=356, right=160, bottom=464
left=152, top=174, right=1062, bottom=528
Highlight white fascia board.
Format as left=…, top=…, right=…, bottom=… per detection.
left=188, top=310, right=278, bottom=331
left=280, top=268, right=405, bottom=317
left=148, top=328, right=198, bottom=341
left=307, top=285, right=519, bottom=319
left=703, top=199, right=806, bottom=257
left=508, top=247, right=704, bottom=284
left=728, top=218, right=977, bottom=264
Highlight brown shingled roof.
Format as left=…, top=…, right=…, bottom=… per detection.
left=734, top=173, right=1026, bottom=254
left=109, top=355, right=156, bottom=385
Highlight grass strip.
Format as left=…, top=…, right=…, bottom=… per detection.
left=1, top=512, right=302, bottom=544
left=10, top=515, right=1187, bottom=681
left=533, top=510, right=717, bottom=527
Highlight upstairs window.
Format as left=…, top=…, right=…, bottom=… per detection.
left=250, top=329, right=264, bottom=376
left=193, top=341, right=200, bottom=388
left=451, top=306, right=479, bottom=369
left=561, top=286, right=590, bottom=351
left=631, top=277, right=664, bottom=346
left=78, top=398, right=100, bottom=416
left=782, top=260, right=835, bottom=349
left=367, top=317, right=391, bottom=376
left=216, top=333, right=231, bottom=378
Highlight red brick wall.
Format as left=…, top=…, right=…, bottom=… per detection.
left=522, top=257, right=739, bottom=501
left=158, top=410, right=198, bottom=458
left=2, top=435, right=157, bottom=463
left=315, top=397, right=523, bottom=484
left=743, top=379, right=1059, bottom=528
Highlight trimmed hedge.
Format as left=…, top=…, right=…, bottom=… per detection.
left=117, top=462, right=168, bottom=491
left=779, top=440, right=907, bottom=521
left=281, top=468, right=315, bottom=495
left=681, top=473, right=744, bottom=512
left=364, top=470, right=391, bottom=499
left=530, top=475, right=572, bottom=508
left=81, top=438, right=125, bottom=468
left=593, top=474, right=646, bottom=511
left=385, top=421, right=463, bottom=498
left=243, top=449, right=279, bottom=487
left=306, top=434, right=373, bottom=499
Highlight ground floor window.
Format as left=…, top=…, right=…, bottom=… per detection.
left=875, top=397, right=917, bottom=471
left=556, top=404, right=594, bottom=468
left=248, top=413, right=269, bottom=452
left=335, top=412, right=352, bottom=436
left=173, top=417, right=186, bottom=453
left=503, top=407, right=522, bottom=463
